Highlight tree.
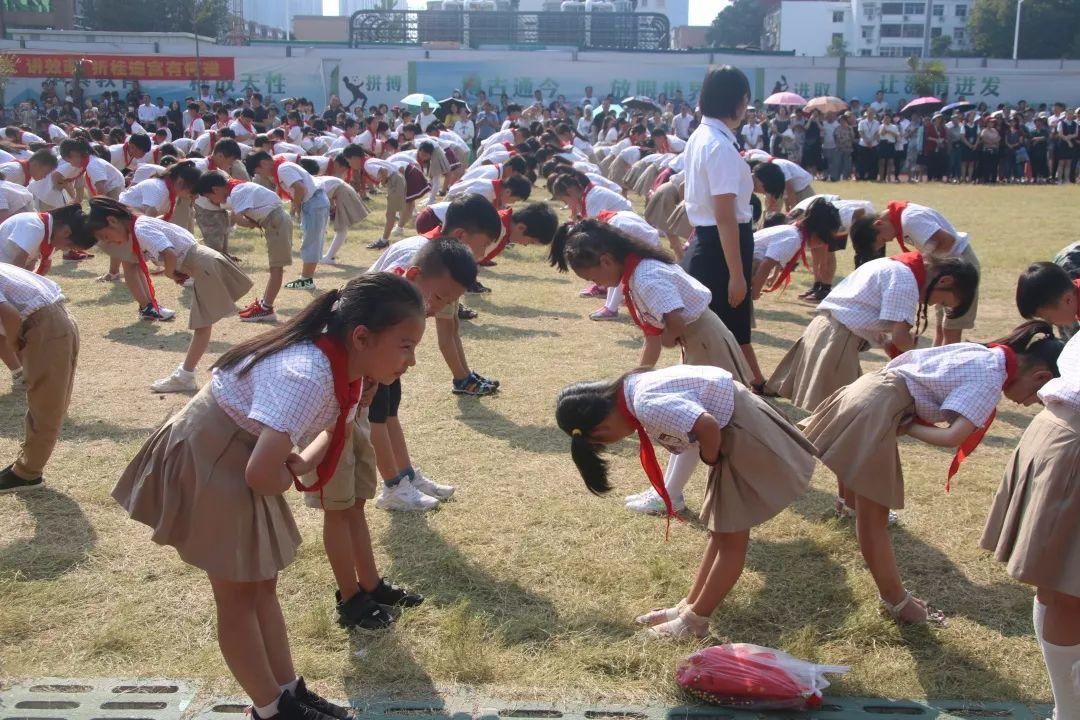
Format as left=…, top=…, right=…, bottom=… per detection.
left=705, top=0, right=767, bottom=48
left=930, top=34, right=952, bottom=56
left=81, top=0, right=230, bottom=38
left=906, top=56, right=947, bottom=96
left=827, top=36, right=849, bottom=56
left=968, top=0, right=1080, bottom=58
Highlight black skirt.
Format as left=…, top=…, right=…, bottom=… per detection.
left=682, top=222, right=755, bottom=345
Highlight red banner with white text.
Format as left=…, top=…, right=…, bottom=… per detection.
left=11, top=54, right=235, bottom=81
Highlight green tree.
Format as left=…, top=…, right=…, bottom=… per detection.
left=930, top=34, right=952, bottom=56
left=827, top=36, right=849, bottom=56
left=906, top=56, right=947, bottom=95
left=82, top=0, right=230, bottom=38
left=968, top=0, right=1080, bottom=58
left=706, top=0, right=767, bottom=48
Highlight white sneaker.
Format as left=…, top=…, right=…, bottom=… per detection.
left=625, top=489, right=685, bottom=516
left=321, top=255, right=339, bottom=265
left=150, top=368, right=197, bottom=394
left=375, top=478, right=439, bottom=512
left=624, top=487, right=654, bottom=502
left=410, top=469, right=455, bottom=500
left=393, top=225, right=406, bottom=237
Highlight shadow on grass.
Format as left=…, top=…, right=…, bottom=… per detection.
left=459, top=323, right=559, bottom=341
left=468, top=297, right=580, bottom=321
left=104, top=325, right=233, bottom=354
left=993, top=408, right=1037, bottom=430
left=70, top=280, right=134, bottom=308
left=900, top=621, right=1031, bottom=701
left=47, top=262, right=100, bottom=281
left=453, top=395, right=564, bottom=454
left=484, top=271, right=567, bottom=284
left=0, top=399, right=153, bottom=443
left=754, top=306, right=815, bottom=326
left=0, top=486, right=96, bottom=582
left=344, top=624, right=439, bottom=700
left=750, top=329, right=796, bottom=350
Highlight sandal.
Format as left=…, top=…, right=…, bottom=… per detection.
left=452, top=372, right=498, bottom=396
left=879, top=590, right=948, bottom=626
left=647, top=608, right=710, bottom=639
left=635, top=598, right=688, bottom=627
left=474, top=371, right=500, bottom=388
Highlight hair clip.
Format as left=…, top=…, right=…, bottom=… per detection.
left=571, top=428, right=583, bottom=437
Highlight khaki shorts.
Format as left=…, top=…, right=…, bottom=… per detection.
left=385, top=171, right=406, bottom=215
left=303, top=415, right=379, bottom=511
left=936, top=243, right=980, bottom=330
left=260, top=206, right=294, bottom=268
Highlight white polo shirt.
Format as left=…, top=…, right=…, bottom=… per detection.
left=683, top=116, right=753, bottom=226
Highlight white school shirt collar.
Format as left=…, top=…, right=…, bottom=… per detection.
left=700, top=116, right=738, bottom=146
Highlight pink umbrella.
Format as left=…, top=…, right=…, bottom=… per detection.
left=900, top=96, right=943, bottom=116
left=764, top=91, right=807, bottom=107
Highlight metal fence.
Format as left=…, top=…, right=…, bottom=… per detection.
left=348, top=10, right=671, bottom=51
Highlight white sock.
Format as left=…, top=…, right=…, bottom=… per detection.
left=253, top=693, right=282, bottom=719
left=604, top=284, right=623, bottom=313
left=663, top=449, right=698, bottom=500
left=324, top=229, right=347, bottom=259
left=279, top=676, right=299, bottom=695
left=176, top=365, right=195, bottom=378
left=1035, top=597, right=1047, bottom=640
left=1040, top=637, right=1080, bottom=720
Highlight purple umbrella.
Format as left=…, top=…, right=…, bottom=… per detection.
left=900, top=96, right=944, bottom=116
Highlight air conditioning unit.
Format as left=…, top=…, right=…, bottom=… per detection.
left=465, top=0, right=496, bottom=8
left=585, top=0, right=615, bottom=10
left=611, top=0, right=632, bottom=10
left=561, top=0, right=585, bottom=10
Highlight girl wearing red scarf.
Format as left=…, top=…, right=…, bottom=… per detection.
left=112, top=274, right=426, bottom=720
left=555, top=365, right=815, bottom=638
left=801, top=322, right=1064, bottom=625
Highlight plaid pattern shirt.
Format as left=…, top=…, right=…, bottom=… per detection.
left=133, top=215, right=197, bottom=266
left=623, top=365, right=735, bottom=455
left=818, top=257, right=920, bottom=345
left=886, top=343, right=1006, bottom=426
left=0, top=263, right=62, bottom=318
left=629, top=259, right=712, bottom=329
left=1039, top=333, right=1080, bottom=413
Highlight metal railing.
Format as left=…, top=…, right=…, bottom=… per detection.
left=348, top=9, right=670, bottom=51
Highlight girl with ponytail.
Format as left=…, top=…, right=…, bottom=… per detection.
left=113, top=274, right=425, bottom=720
left=555, top=364, right=815, bottom=638
left=550, top=171, right=630, bottom=221
left=80, top=197, right=254, bottom=392
left=802, top=320, right=1064, bottom=626
left=749, top=198, right=842, bottom=300
left=118, top=160, right=203, bottom=228
left=550, top=218, right=755, bottom=517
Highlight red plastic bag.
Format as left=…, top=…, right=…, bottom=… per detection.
left=676, top=643, right=849, bottom=711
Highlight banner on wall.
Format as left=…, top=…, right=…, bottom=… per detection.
left=843, top=67, right=1072, bottom=107
left=323, top=60, right=412, bottom=112
left=12, top=53, right=234, bottom=80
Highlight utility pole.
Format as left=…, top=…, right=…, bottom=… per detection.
left=194, top=0, right=202, bottom=95
left=1012, top=0, right=1024, bottom=60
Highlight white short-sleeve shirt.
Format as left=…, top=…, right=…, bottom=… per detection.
left=360, top=158, right=394, bottom=182
left=226, top=182, right=282, bottom=222
left=793, top=194, right=875, bottom=232
left=462, top=164, right=500, bottom=182
left=447, top=177, right=497, bottom=202
left=628, top=258, right=712, bottom=328
left=900, top=203, right=970, bottom=257
left=120, top=177, right=172, bottom=215
left=211, top=342, right=342, bottom=446
left=57, top=156, right=125, bottom=192
left=583, top=185, right=632, bottom=218
left=886, top=343, right=1007, bottom=426
left=753, top=224, right=803, bottom=265
left=623, top=365, right=736, bottom=454
left=0, top=212, right=48, bottom=266
left=0, top=180, right=34, bottom=212
left=587, top=172, right=622, bottom=194
left=313, top=175, right=346, bottom=197
left=0, top=262, right=62, bottom=318
left=369, top=234, right=427, bottom=274
left=683, top=117, right=754, bottom=226
left=274, top=161, right=317, bottom=200
left=818, top=257, right=921, bottom=344
left=772, top=158, right=814, bottom=192
left=0, top=161, right=28, bottom=186
left=604, top=210, right=661, bottom=247
left=131, top=215, right=197, bottom=265
left=1038, top=332, right=1080, bottom=413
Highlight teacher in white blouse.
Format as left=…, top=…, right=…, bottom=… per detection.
left=681, top=66, right=767, bottom=390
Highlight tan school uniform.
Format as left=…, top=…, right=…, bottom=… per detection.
left=766, top=313, right=863, bottom=412
left=644, top=181, right=682, bottom=236
left=799, top=370, right=915, bottom=509
left=302, top=414, right=378, bottom=511
left=178, top=243, right=253, bottom=329
left=170, top=196, right=195, bottom=233
left=980, top=404, right=1080, bottom=596
left=112, top=385, right=302, bottom=582
left=195, top=203, right=231, bottom=253
left=329, top=182, right=370, bottom=231
left=791, top=184, right=816, bottom=204
left=258, top=206, right=294, bottom=268
left=608, top=155, right=634, bottom=190
left=14, top=301, right=79, bottom=480
left=681, top=311, right=754, bottom=387
left=632, top=162, right=663, bottom=198
left=668, top=201, right=693, bottom=239
left=701, top=383, right=817, bottom=532
left=384, top=171, right=407, bottom=215
left=623, top=157, right=651, bottom=192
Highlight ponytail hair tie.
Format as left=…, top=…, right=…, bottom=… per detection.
left=571, top=428, right=583, bottom=437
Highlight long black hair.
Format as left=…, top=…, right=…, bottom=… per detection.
left=751, top=162, right=786, bottom=199
left=554, top=375, right=636, bottom=495
left=849, top=216, right=879, bottom=264
left=213, top=274, right=424, bottom=376
left=796, top=198, right=842, bottom=247
left=75, top=197, right=136, bottom=248
left=156, top=159, right=203, bottom=190
left=548, top=218, right=674, bottom=273
left=989, top=320, right=1064, bottom=377
left=920, top=257, right=980, bottom=334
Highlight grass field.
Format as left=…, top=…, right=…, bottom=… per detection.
left=0, top=181, right=1077, bottom=705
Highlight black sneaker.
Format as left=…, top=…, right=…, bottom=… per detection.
left=457, top=303, right=478, bottom=320
left=335, top=588, right=395, bottom=629
left=0, top=464, right=43, bottom=493
left=370, top=578, right=424, bottom=608
left=467, top=280, right=491, bottom=294
left=293, top=678, right=354, bottom=720
left=255, top=689, right=335, bottom=720
left=366, top=239, right=389, bottom=250
left=139, top=303, right=176, bottom=322
left=284, top=277, right=315, bottom=290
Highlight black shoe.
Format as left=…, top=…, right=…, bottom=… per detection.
left=293, top=678, right=354, bottom=720
left=256, top=689, right=336, bottom=720
left=366, top=239, right=389, bottom=250
left=467, top=280, right=491, bottom=294
left=369, top=577, right=424, bottom=608
left=0, top=464, right=43, bottom=493
left=457, top=303, right=478, bottom=320
left=797, top=282, right=821, bottom=300
left=335, top=588, right=395, bottom=629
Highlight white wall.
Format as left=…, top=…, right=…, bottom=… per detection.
left=776, top=1, right=852, bottom=56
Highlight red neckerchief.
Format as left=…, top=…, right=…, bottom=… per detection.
left=615, top=378, right=676, bottom=537
left=621, top=254, right=664, bottom=338
left=887, top=201, right=911, bottom=252
left=152, top=147, right=162, bottom=164
left=579, top=183, right=595, bottom=217
left=765, top=225, right=811, bottom=294
left=129, top=217, right=160, bottom=311
left=299, top=334, right=364, bottom=497
left=187, top=116, right=200, bottom=138
left=421, top=226, right=442, bottom=240
left=34, top=212, right=53, bottom=275
left=502, top=141, right=513, bottom=151
left=122, top=142, right=136, bottom=168
left=479, top=208, right=515, bottom=264
left=225, top=177, right=244, bottom=191
left=208, top=131, right=218, bottom=152
left=491, top=179, right=503, bottom=208
left=272, top=156, right=293, bottom=200
left=16, top=160, right=30, bottom=186
left=596, top=209, right=618, bottom=223
left=1074, top=278, right=1080, bottom=321
left=161, top=178, right=179, bottom=222
left=391, top=266, right=406, bottom=276
left=77, top=155, right=94, bottom=194
left=240, top=118, right=254, bottom=134
left=942, top=344, right=1018, bottom=490
left=883, top=251, right=927, bottom=358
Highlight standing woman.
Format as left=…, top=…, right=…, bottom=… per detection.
left=681, top=66, right=765, bottom=391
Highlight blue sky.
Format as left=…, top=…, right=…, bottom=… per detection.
left=323, top=0, right=728, bottom=25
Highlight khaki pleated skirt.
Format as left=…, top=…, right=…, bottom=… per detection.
left=668, top=202, right=693, bottom=239
left=799, top=370, right=915, bottom=509
left=644, top=182, right=682, bottom=235
left=624, top=158, right=650, bottom=192
left=607, top=156, right=633, bottom=188
left=980, top=405, right=1080, bottom=596
left=792, top=184, right=817, bottom=204
left=632, top=163, right=662, bottom=198
left=169, top=197, right=195, bottom=233
left=682, top=311, right=754, bottom=387
left=766, top=314, right=863, bottom=411
left=112, top=386, right=302, bottom=582
left=701, top=384, right=817, bottom=532
left=180, top=244, right=254, bottom=329
left=330, top=183, right=370, bottom=231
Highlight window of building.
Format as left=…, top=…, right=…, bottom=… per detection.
left=880, top=23, right=902, bottom=36
left=953, top=26, right=965, bottom=40
left=879, top=45, right=904, bottom=56
left=882, top=2, right=903, bottom=13
left=861, top=25, right=875, bottom=37
left=955, top=4, right=967, bottom=16
left=932, top=3, right=944, bottom=15
left=905, top=46, right=923, bottom=56
left=904, top=2, right=925, bottom=13
left=931, top=26, right=942, bottom=36
left=832, top=10, right=845, bottom=21
left=902, top=23, right=924, bottom=36
left=654, top=0, right=666, bottom=7
left=832, top=32, right=844, bottom=45
left=860, top=48, right=873, bottom=55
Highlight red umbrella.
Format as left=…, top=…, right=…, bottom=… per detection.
left=763, top=91, right=807, bottom=107
left=900, top=96, right=943, bottom=116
